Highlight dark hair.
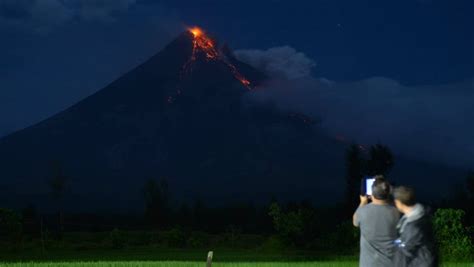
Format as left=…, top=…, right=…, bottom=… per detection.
left=393, top=186, right=416, bottom=206
left=372, top=178, right=391, bottom=200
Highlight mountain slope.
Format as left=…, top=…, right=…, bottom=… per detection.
left=0, top=29, right=347, bottom=211
left=0, top=29, right=465, bottom=211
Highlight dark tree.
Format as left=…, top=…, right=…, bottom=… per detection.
left=367, top=143, right=394, bottom=176
left=143, top=178, right=170, bottom=228
left=176, top=203, right=191, bottom=228
left=192, top=197, right=206, bottom=231
left=0, top=209, right=22, bottom=245
left=344, top=144, right=365, bottom=216
left=268, top=201, right=318, bottom=247
left=49, top=161, right=68, bottom=201
left=466, top=171, right=474, bottom=197
left=22, top=204, right=40, bottom=237
left=49, top=161, right=68, bottom=235
left=466, top=171, right=474, bottom=224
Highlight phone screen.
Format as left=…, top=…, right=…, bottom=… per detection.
left=366, top=178, right=376, bottom=195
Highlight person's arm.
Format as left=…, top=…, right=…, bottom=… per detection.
left=396, top=223, right=424, bottom=259
left=353, top=195, right=369, bottom=227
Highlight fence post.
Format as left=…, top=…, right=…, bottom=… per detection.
left=206, top=251, right=213, bottom=267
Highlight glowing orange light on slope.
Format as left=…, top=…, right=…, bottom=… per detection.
left=182, top=26, right=252, bottom=89
left=187, top=27, right=218, bottom=60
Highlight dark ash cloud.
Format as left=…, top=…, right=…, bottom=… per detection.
left=0, top=0, right=73, bottom=33
left=71, top=0, right=137, bottom=22
left=0, top=0, right=34, bottom=20
left=237, top=47, right=474, bottom=168
left=0, top=0, right=137, bottom=33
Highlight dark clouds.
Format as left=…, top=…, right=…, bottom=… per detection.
left=0, top=0, right=34, bottom=20
left=0, top=0, right=137, bottom=33
left=236, top=48, right=474, bottom=168
left=0, top=0, right=71, bottom=33
left=71, top=0, right=137, bottom=22
left=0, top=1, right=183, bottom=136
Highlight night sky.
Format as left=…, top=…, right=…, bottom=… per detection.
left=1, top=0, right=473, bottom=167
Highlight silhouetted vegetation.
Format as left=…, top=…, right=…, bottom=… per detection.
left=0, top=145, right=472, bottom=262
left=0, top=208, right=22, bottom=250
left=367, top=143, right=394, bottom=176
left=0, top=194, right=473, bottom=262
left=143, top=178, right=171, bottom=228
left=48, top=161, right=68, bottom=238
left=344, top=144, right=364, bottom=217
left=343, top=143, right=394, bottom=217
left=433, top=209, right=473, bottom=260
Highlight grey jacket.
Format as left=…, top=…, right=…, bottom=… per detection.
left=394, top=204, right=438, bottom=267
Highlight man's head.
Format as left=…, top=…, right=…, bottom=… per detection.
left=371, top=178, right=391, bottom=201
left=393, top=186, right=416, bottom=213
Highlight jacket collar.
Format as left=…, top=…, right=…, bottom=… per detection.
left=397, top=203, right=424, bottom=233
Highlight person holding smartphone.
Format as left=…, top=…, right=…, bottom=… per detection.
left=353, top=177, right=400, bottom=267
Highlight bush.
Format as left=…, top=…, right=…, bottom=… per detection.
left=258, top=235, right=284, bottom=252
left=0, top=208, right=22, bottom=249
left=433, top=208, right=473, bottom=260
left=186, top=231, right=209, bottom=248
left=222, top=225, right=241, bottom=248
left=161, top=227, right=186, bottom=248
left=316, top=220, right=359, bottom=252
left=64, top=231, right=109, bottom=244
left=268, top=203, right=304, bottom=246
left=126, top=231, right=153, bottom=246
left=107, top=228, right=127, bottom=249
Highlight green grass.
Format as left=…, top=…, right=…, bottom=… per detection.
left=0, top=248, right=357, bottom=262
left=1, top=262, right=353, bottom=267
left=0, top=262, right=473, bottom=267
left=0, top=248, right=471, bottom=267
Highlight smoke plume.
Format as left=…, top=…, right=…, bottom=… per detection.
left=236, top=47, right=474, bottom=168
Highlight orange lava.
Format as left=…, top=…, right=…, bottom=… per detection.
left=183, top=27, right=252, bottom=89
left=189, top=27, right=203, bottom=37
left=188, top=27, right=218, bottom=60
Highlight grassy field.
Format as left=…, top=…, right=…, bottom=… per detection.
left=0, top=248, right=357, bottom=262
left=0, top=248, right=472, bottom=267
left=0, top=262, right=356, bottom=267
left=0, top=262, right=473, bottom=267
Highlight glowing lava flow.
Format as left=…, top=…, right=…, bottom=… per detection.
left=184, top=27, right=252, bottom=89
left=189, top=27, right=219, bottom=60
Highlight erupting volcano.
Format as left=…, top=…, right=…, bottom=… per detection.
left=184, top=27, right=252, bottom=89
left=0, top=25, right=459, bottom=211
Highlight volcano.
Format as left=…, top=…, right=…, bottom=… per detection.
left=0, top=28, right=461, bottom=211
left=0, top=28, right=343, bottom=211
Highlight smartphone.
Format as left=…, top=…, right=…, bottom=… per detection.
left=362, top=176, right=376, bottom=196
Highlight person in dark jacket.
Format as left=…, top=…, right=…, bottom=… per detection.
left=393, top=186, right=438, bottom=267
